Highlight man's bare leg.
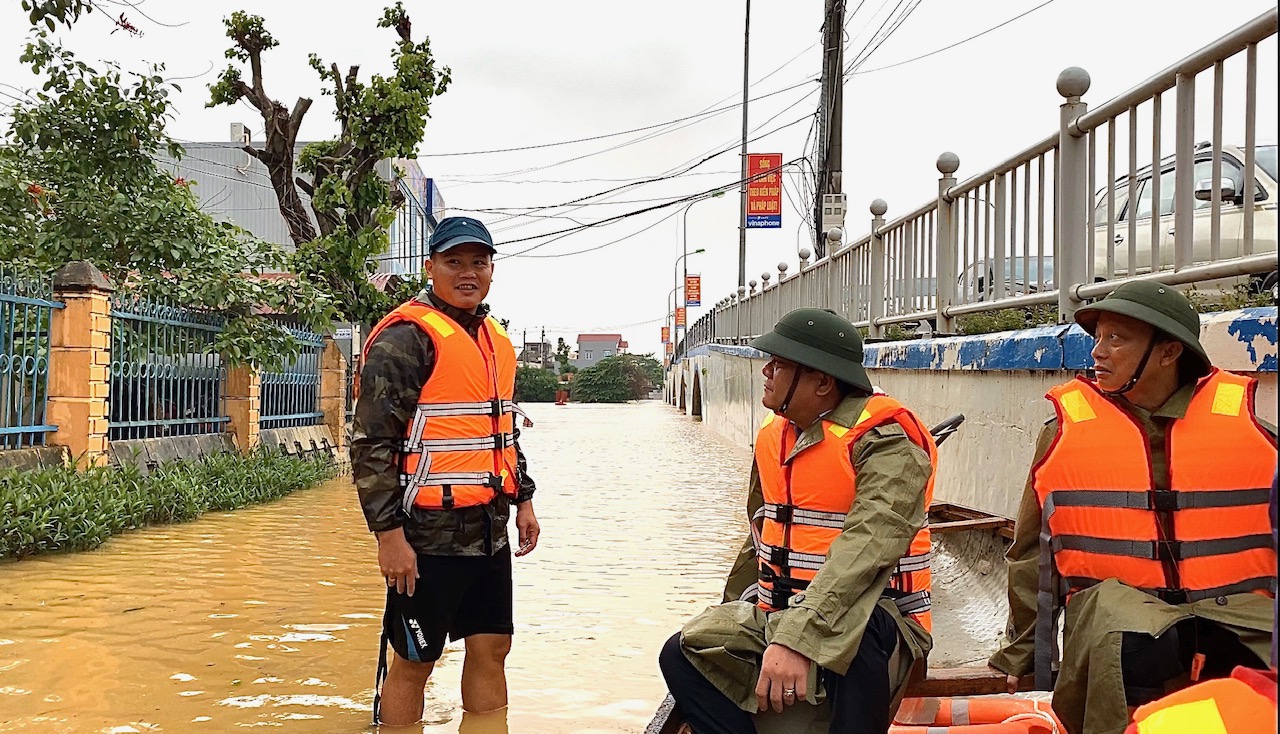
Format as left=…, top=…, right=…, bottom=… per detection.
left=458, top=708, right=510, bottom=734
left=379, top=654, right=435, bottom=726
left=461, top=634, right=512, bottom=712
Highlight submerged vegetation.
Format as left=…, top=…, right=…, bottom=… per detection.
left=0, top=450, right=335, bottom=559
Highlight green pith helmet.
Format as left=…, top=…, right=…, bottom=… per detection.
left=750, top=308, right=873, bottom=394
left=1074, top=281, right=1211, bottom=378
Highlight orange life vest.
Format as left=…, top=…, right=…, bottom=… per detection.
left=752, top=395, right=937, bottom=631
left=1124, top=666, right=1277, bottom=734
left=1033, top=369, right=1277, bottom=605
left=362, top=299, right=519, bottom=511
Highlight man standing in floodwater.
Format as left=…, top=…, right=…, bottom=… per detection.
left=352, top=216, right=540, bottom=726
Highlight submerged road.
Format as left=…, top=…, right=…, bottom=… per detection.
left=0, top=402, right=753, bottom=733
left=0, top=399, right=1008, bottom=733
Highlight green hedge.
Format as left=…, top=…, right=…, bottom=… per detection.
left=0, top=450, right=335, bottom=560
left=515, top=366, right=559, bottom=402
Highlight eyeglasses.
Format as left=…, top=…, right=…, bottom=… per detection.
left=764, top=357, right=799, bottom=375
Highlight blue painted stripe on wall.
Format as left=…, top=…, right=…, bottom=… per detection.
left=1228, top=308, right=1278, bottom=373
left=862, top=308, right=1276, bottom=373
left=680, top=308, right=1276, bottom=373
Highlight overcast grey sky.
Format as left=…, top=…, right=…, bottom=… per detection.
left=3, top=0, right=1276, bottom=356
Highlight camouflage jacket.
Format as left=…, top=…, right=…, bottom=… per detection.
left=351, top=290, right=536, bottom=556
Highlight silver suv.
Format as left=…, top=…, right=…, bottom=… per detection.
left=1091, top=143, right=1278, bottom=297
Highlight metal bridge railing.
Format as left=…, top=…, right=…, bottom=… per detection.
left=259, top=327, right=324, bottom=430
left=0, top=268, right=63, bottom=449
left=109, top=295, right=229, bottom=441
left=685, top=8, right=1277, bottom=351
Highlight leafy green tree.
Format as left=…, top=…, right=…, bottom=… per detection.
left=209, top=3, right=451, bottom=324
left=554, top=337, right=572, bottom=373
left=515, top=367, right=558, bottom=403
left=0, top=35, right=336, bottom=368
left=571, top=354, right=663, bottom=403
left=19, top=0, right=140, bottom=34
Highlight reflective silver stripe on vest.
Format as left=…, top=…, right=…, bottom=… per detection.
left=1051, top=534, right=1273, bottom=559
left=762, top=503, right=847, bottom=529
left=758, top=542, right=827, bottom=571
left=397, top=452, right=432, bottom=513
left=893, top=590, right=932, bottom=616
left=405, top=404, right=430, bottom=453
left=894, top=552, right=932, bottom=575
left=740, top=583, right=760, bottom=603
left=417, top=434, right=512, bottom=452
left=951, top=698, right=970, bottom=725
left=415, top=472, right=496, bottom=486
left=413, top=400, right=516, bottom=418
left=1046, top=488, right=1271, bottom=511
left=757, top=585, right=777, bottom=607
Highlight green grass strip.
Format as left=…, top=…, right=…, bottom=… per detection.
left=0, top=450, right=336, bottom=560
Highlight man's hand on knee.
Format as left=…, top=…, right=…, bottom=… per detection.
left=755, top=643, right=810, bottom=713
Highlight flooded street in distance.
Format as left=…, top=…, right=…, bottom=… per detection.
left=0, top=401, right=750, bottom=733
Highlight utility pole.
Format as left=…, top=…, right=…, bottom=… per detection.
left=813, top=0, right=845, bottom=259
left=737, top=0, right=751, bottom=288
left=539, top=327, right=546, bottom=369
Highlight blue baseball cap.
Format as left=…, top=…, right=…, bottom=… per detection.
left=429, top=216, right=496, bottom=254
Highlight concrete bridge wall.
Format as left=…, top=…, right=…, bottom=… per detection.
left=669, top=307, right=1278, bottom=519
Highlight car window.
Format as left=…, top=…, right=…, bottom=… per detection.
left=1094, top=187, right=1128, bottom=225
left=1154, top=168, right=1177, bottom=216
left=1129, top=178, right=1152, bottom=220
left=1192, top=157, right=1245, bottom=209
left=1256, top=145, right=1277, bottom=183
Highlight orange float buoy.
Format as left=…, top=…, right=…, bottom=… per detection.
left=892, top=696, right=1063, bottom=734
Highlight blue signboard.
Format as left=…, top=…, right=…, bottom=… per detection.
left=746, top=215, right=782, bottom=229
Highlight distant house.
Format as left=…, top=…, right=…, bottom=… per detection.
left=573, top=333, right=624, bottom=370
left=518, top=341, right=553, bottom=370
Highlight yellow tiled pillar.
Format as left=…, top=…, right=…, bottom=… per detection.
left=225, top=364, right=261, bottom=454
left=47, top=262, right=113, bottom=468
left=319, top=337, right=348, bottom=453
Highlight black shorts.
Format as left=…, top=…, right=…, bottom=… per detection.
left=383, top=548, right=514, bottom=663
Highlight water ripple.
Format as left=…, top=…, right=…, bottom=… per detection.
left=0, top=402, right=750, bottom=732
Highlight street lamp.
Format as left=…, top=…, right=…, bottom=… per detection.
left=680, top=190, right=726, bottom=319
left=670, top=248, right=707, bottom=341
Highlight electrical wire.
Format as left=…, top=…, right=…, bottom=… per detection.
left=852, top=0, right=1057, bottom=74
left=482, top=84, right=820, bottom=232
left=427, top=34, right=823, bottom=163
left=495, top=156, right=806, bottom=255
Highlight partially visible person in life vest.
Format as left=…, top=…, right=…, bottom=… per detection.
left=658, top=308, right=937, bottom=734
left=987, top=281, right=1278, bottom=734
left=1120, top=470, right=1280, bottom=734
left=351, top=216, right=540, bottom=728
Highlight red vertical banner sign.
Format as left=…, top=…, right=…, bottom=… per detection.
left=661, top=326, right=670, bottom=344
left=685, top=275, right=701, bottom=307
left=665, top=341, right=674, bottom=355
left=675, top=307, right=687, bottom=327
left=746, top=154, right=783, bottom=229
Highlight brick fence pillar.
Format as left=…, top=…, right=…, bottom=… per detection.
left=48, top=261, right=113, bottom=468
left=225, top=364, right=261, bottom=454
left=319, top=336, right=348, bottom=453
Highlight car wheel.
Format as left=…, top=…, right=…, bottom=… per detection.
left=1263, top=271, right=1279, bottom=303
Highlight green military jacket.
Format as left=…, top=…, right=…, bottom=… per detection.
left=989, top=380, right=1277, bottom=734
left=679, top=393, right=934, bottom=729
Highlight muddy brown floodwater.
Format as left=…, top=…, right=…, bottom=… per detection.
left=0, top=401, right=753, bottom=733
